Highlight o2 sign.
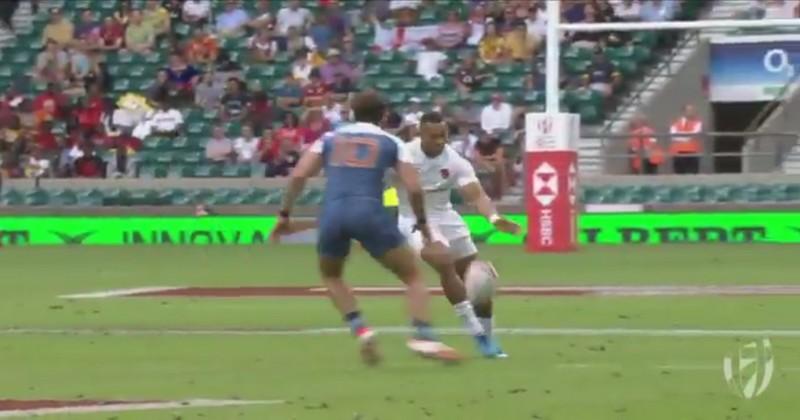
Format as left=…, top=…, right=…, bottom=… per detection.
left=763, top=48, right=796, bottom=77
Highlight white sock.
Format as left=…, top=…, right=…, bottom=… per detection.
left=453, top=301, right=485, bottom=336
left=478, top=317, right=493, bottom=337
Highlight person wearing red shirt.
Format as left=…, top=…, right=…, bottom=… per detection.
left=272, top=112, right=302, bottom=152
left=34, top=121, right=60, bottom=154
left=299, top=108, right=329, bottom=147
left=32, top=83, right=67, bottom=121
left=73, top=143, right=105, bottom=178
left=99, top=16, right=124, bottom=50
left=302, top=70, right=328, bottom=107
left=245, top=87, right=274, bottom=134
left=76, top=88, right=106, bottom=135
left=257, top=128, right=278, bottom=163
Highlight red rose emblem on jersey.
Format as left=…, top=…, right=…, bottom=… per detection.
left=440, top=168, right=450, bottom=179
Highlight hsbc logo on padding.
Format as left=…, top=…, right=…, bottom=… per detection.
left=532, top=162, right=558, bottom=206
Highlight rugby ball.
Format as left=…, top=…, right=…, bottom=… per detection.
left=464, top=261, right=499, bottom=305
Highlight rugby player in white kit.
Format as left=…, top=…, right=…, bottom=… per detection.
left=393, top=112, right=520, bottom=358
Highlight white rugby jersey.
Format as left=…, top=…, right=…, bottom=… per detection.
left=393, top=138, right=479, bottom=219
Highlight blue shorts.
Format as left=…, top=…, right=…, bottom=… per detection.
left=317, top=198, right=405, bottom=259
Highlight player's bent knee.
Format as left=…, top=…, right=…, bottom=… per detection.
left=421, top=241, right=455, bottom=271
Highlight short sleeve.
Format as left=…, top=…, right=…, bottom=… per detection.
left=453, top=153, right=479, bottom=187
left=308, top=139, right=323, bottom=154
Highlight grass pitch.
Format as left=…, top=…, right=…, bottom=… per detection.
left=0, top=244, right=799, bottom=419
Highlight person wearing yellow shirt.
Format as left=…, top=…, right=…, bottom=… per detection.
left=503, top=20, right=539, bottom=61
left=477, top=20, right=507, bottom=65
left=41, top=8, right=74, bottom=47
left=143, top=0, right=171, bottom=37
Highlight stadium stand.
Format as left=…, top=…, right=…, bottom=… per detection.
left=0, top=0, right=704, bottom=193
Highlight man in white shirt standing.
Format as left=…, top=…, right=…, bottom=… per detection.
left=182, top=0, right=211, bottom=23
left=414, top=39, right=447, bottom=82
left=394, top=111, right=520, bottom=358
left=480, top=93, right=513, bottom=139
left=276, top=0, right=311, bottom=36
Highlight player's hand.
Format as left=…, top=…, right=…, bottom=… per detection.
left=493, top=217, right=521, bottom=235
left=270, top=214, right=293, bottom=244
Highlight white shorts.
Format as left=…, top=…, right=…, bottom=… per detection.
left=398, top=212, right=478, bottom=260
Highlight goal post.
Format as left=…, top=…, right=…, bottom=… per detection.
left=524, top=8, right=800, bottom=253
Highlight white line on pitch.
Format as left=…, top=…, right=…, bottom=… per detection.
left=60, top=287, right=183, bottom=299
left=3, top=327, right=800, bottom=338
left=0, top=399, right=284, bottom=418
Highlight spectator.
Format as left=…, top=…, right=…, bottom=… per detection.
left=322, top=94, right=343, bottom=124
left=194, top=72, right=224, bottom=111
left=75, top=9, right=101, bottom=49
left=414, top=39, right=447, bottom=82
left=249, top=0, right=274, bottom=30
left=125, top=10, right=156, bottom=54
left=67, top=46, right=92, bottom=93
left=291, top=51, right=314, bottom=86
left=185, top=27, right=220, bottom=65
left=308, top=13, right=334, bottom=53
left=220, top=77, right=249, bottom=121
left=437, top=10, right=469, bottom=49
left=165, top=53, right=200, bottom=103
left=75, top=85, right=105, bottom=135
left=303, top=70, right=329, bottom=107
left=85, top=62, right=113, bottom=93
left=163, top=0, right=185, bottom=27
left=245, top=85, right=273, bottom=133
left=108, top=130, right=142, bottom=177
left=248, top=28, right=278, bottom=62
left=285, top=25, right=316, bottom=56
left=641, top=0, right=676, bottom=22
left=370, top=13, right=395, bottom=51
left=276, top=0, right=312, bottom=36
left=504, top=20, right=538, bottom=61
left=216, top=0, right=251, bottom=38
left=478, top=21, right=507, bottom=64
left=525, top=5, right=547, bottom=39
left=233, top=124, right=260, bottom=163
left=324, top=0, right=350, bottom=37
left=403, top=97, right=425, bottom=127
left=25, top=146, right=52, bottom=178
left=473, top=131, right=505, bottom=199
left=589, top=52, right=619, bottom=97
left=32, top=83, right=67, bottom=124
left=114, top=0, right=132, bottom=26
left=274, top=73, right=304, bottom=111
left=480, top=93, right=513, bottom=137
left=274, top=112, right=303, bottom=151
left=148, top=69, right=177, bottom=106
left=614, top=0, right=643, bottom=21
left=563, top=0, right=586, bottom=23
left=34, top=121, right=60, bottom=158
left=669, top=104, right=703, bottom=174
left=42, top=8, right=74, bottom=47
left=145, top=102, right=184, bottom=137
left=205, top=125, right=234, bottom=162
left=466, top=4, right=487, bottom=46
left=329, top=72, right=354, bottom=96
left=449, top=123, right=478, bottom=159
left=266, top=133, right=300, bottom=177
left=73, top=142, right=105, bottom=178
left=299, top=108, right=330, bottom=147
left=339, top=36, right=364, bottom=70
left=182, top=0, right=211, bottom=24
left=142, top=0, right=171, bottom=36
left=0, top=0, right=20, bottom=31
left=320, top=48, right=357, bottom=87
left=455, top=53, right=491, bottom=93
left=99, top=16, right=124, bottom=51
left=570, top=9, right=605, bottom=49
left=34, top=40, right=68, bottom=84
left=453, top=96, right=482, bottom=128
left=627, top=113, right=663, bottom=174
left=257, top=127, right=276, bottom=163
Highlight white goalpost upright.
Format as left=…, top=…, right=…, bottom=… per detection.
left=524, top=3, right=800, bottom=253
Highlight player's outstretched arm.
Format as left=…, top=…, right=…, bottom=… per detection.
left=459, top=181, right=521, bottom=235
left=276, top=145, right=324, bottom=238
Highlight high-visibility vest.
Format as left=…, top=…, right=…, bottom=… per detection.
left=383, top=188, right=398, bottom=207
left=628, top=125, right=664, bottom=171
left=669, top=117, right=702, bottom=155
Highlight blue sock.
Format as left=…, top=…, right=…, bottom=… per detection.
left=344, top=311, right=366, bottom=336
left=412, top=319, right=437, bottom=341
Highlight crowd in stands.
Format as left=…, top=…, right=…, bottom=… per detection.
left=0, top=0, right=688, bottom=197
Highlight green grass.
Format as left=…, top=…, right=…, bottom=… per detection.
left=0, top=244, right=799, bottom=419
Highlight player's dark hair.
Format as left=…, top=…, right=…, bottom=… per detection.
left=351, top=90, right=387, bottom=125
left=420, top=112, right=444, bottom=125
